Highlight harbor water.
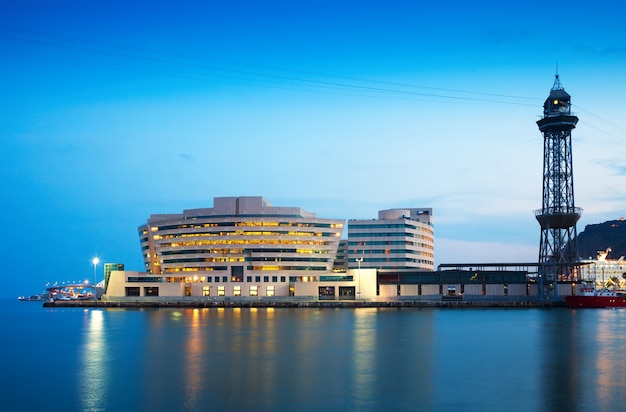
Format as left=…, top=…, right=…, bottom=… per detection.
left=2, top=299, right=626, bottom=411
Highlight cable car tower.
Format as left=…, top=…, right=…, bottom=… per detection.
left=534, top=74, right=582, bottom=297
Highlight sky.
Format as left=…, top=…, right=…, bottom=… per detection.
left=2, top=1, right=625, bottom=298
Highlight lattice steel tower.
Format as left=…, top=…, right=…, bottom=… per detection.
left=534, top=74, right=582, bottom=297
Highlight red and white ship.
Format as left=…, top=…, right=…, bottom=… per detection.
left=564, top=286, right=626, bottom=308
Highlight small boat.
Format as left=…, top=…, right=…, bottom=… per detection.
left=564, top=286, right=626, bottom=308
left=18, top=293, right=48, bottom=302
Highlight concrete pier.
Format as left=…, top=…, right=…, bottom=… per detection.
left=43, top=297, right=567, bottom=309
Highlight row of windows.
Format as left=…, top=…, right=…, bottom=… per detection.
left=348, top=241, right=433, bottom=249
left=162, top=266, right=227, bottom=273
left=138, top=275, right=318, bottom=283
left=348, top=249, right=433, bottom=255
left=349, top=258, right=434, bottom=264
left=155, top=230, right=339, bottom=238
left=156, top=221, right=338, bottom=232
left=201, top=285, right=277, bottom=297
left=348, top=232, right=424, bottom=238
left=348, top=240, right=416, bottom=246
left=161, top=248, right=330, bottom=256
left=161, top=257, right=331, bottom=264
left=349, top=223, right=429, bottom=230
left=154, top=239, right=333, bottom=248
left=162, top=266, right=328, bottom=273
left=174, top=275, right=288, bottom=283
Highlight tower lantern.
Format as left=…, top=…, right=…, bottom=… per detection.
left=534, top=74, right=582, bottom=297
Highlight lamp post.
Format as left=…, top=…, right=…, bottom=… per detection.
left=356, top=257, right=363, bottom=299
left=92, top=257, right=100, bottom=285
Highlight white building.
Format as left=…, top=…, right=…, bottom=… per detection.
left=347, top=208, right=434, bottom=271
left=106, top=196, right=346, bottom=299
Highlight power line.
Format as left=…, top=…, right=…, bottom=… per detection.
left=0, top=25, right=541, bottom=106
left=1, top=25, right=624, bottom=139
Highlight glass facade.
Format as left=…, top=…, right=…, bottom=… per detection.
left=348, top=208, right=434, bottom=271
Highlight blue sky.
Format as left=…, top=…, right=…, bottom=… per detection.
left=2, top=1, right=625, bottom=298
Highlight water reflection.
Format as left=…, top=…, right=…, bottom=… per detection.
left=184, top=309, right=204, bottom=409
left=541, top=309, right=584, bottom=412
left=70, top=307, right=626, bottom=411
left=352, top=308, right=376, bottom=409
left=593, top=310, right=626, bottom=410
left=541, top=309, right=626, bottom=412
left=79, top=309, right=107, bottom=412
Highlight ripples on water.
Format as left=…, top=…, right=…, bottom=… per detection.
left=3, top=301, right=626, bottom=412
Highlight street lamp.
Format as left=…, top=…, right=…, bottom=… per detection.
left=356, top=257, right=363, bottom=299
left=92, top=257, right=100, bottom=285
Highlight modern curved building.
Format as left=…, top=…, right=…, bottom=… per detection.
left=131, top=196, right=344, bottom=297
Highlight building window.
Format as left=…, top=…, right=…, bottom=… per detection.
left=222, top=276, right=228, bottom=283
left=255, top=276, right=261, bottom=282
left=280, top=276, right=286, bottom=282
left=125, top=287, right=140, bottom=296
left=263, top=276, right=269, bottom=282
left=339, top=286, right=355, bottom=300
left=266, top=286, right=275, bottom=297
left=250, top=286, right=258, bottom=297
left=207, top=277, right=212, bottom=282
left=202, top=286, right=210, bottom=296
left=217, top=286, right=225, bottom=296
left=247, top=276, right=252, bottom=282
left=234, top=286, right=241, bottom=296
left=319, top=286, right=335, bottom=300
left=144, top=287, right=159, bottom=296
left=231, top=266, right=244, bottom=282
left=272, top=276, right=278, bottom=282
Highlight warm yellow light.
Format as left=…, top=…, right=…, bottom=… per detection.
left=553, top=99, right=559, bottom=105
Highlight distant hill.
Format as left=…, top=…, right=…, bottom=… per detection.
left=577, top=219, right=626, bottom=260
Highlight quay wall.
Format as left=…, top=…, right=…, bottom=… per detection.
left=43, top=295, right=567, bottom=308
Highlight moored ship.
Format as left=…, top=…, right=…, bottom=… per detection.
left=564, top=286, right=626, bottom=308
left=18, top=293, right=48, bottom=302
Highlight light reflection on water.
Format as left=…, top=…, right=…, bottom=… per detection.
left=352, top=308, right=376, bottom=410
left=79, top=309, right=107, bottom=412
left=6, top=302, right=626, bottom=411
left=184, top=308, right=203, bottom=409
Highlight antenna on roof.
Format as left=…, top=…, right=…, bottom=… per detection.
left=552, top=63, right=563, bottom=91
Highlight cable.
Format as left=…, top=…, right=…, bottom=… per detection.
left=0, top=25, right=542, bottom=106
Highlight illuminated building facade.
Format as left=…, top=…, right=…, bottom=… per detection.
left=125, top=196, right=344, bottom=297
left=103, top=263, right=124, bottom=292
left=347, top=208, right=434, bottom=271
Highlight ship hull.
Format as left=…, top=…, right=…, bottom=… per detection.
left=564, top=295, right=626, bottom=308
